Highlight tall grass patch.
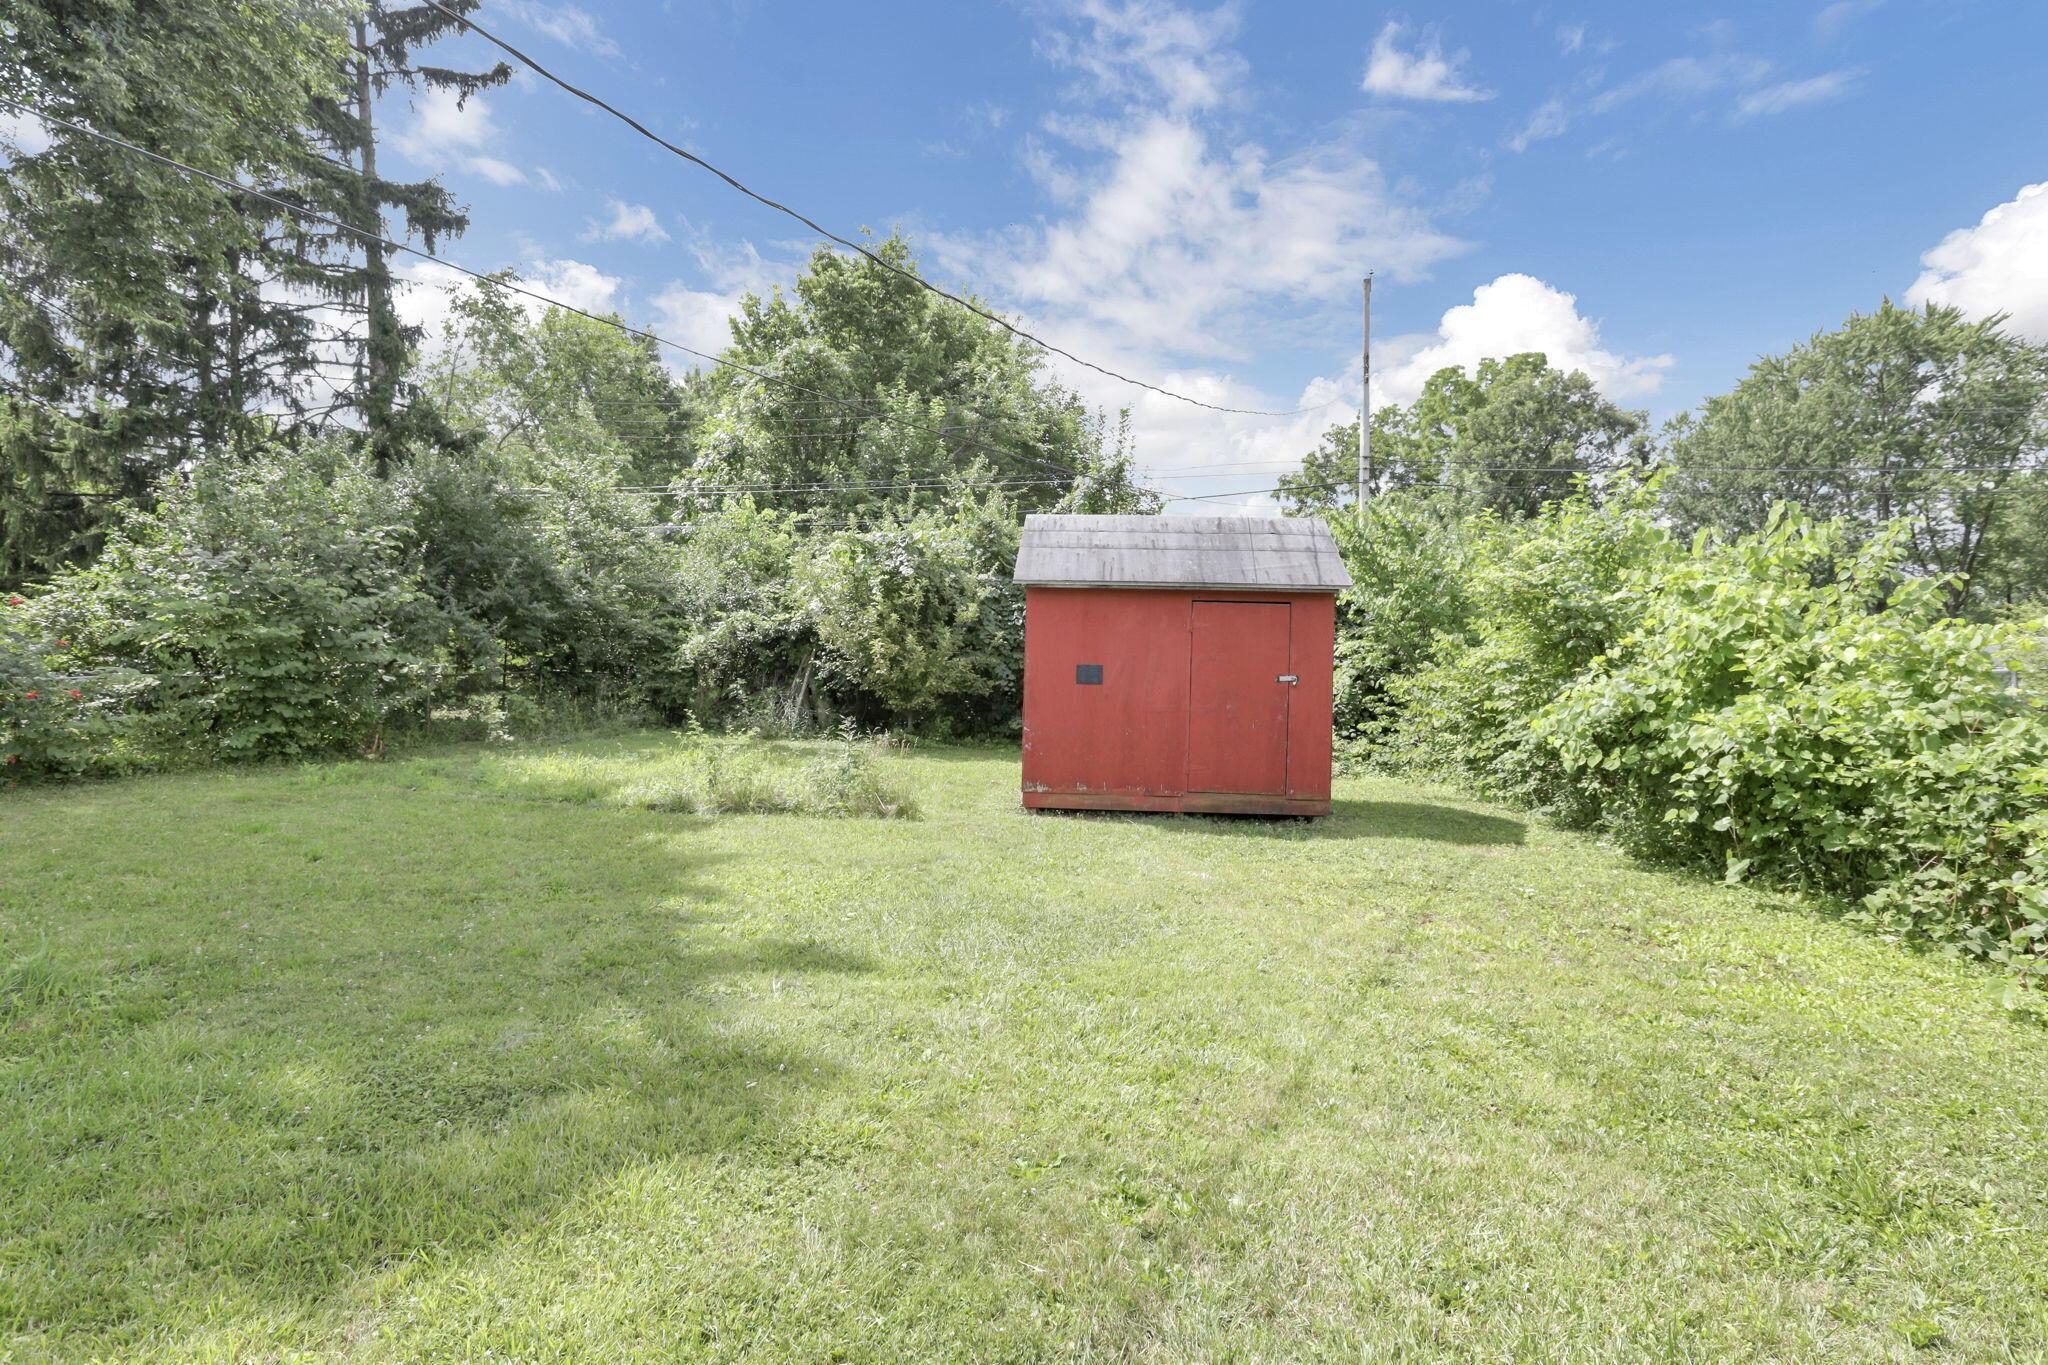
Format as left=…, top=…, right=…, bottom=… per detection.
left=472, top=731, right=917, bottom=820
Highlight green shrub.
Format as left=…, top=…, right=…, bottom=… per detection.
left=32, top=447, right=444, bottom=763
left=0, top=605, right=144, bottom=779
left=401, top=440, right=685, bottom=711
left=1328, top=490, right=1485, bottom=759
left=667, top=502, right=817, bottom=725
left=1389, top=487, right=1672, bottom=814
left=798, top=503, right=1018, bottom=732
left=1538, top=509, right=2048, bottom=976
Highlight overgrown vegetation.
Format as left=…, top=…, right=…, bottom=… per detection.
left=1291, top=303, right=2048, bottom=981
left=1540, top=511, right=2048, bottom=977
left=539, top=730, right=919, bottom=820
left=0, top=237, right=1153, bottom=773
left=1333, top=485, right=2048, bottom=980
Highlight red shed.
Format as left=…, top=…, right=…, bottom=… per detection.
left=1013, top=514, right=1352, bottom=817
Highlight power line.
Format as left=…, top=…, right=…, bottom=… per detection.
left=563, top=474, right=1084, bottom=498
left=1161, top=460, right=2048, bottom=479
left=1167, top=474, right=2048, bottom=505
left=415, top=0, right=1321, bottom=421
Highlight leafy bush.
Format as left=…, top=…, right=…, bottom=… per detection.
left=798, top=500, right=1018, bottom=731
left=1538, top=509, right=2048, bottom=976
left=1389, top=487, right=1672, bottom=814
left=0, top=603, right=142, bottom=779
left=668, top=502, right=817, bottom=725
left=1329, top=490, right=1485, bottom=758
left=31, top=448, right=443, bottom=762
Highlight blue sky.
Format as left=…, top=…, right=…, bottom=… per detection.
left=369, top=0, right=2048, bottom=507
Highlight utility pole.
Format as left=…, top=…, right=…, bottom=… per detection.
left=352, top=8, right=398, bottom=478
left=1358, top=273, right=1373, bottom=509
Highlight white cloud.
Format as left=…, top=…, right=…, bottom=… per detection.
left=893, top=0, right=1468, bottom=498
left=395, top=87, right=527, bottom=185
left=1510, top=36, right=1865, bottom=152
left=1362, top=22, right=1492, bottom=103
left=936, top=0, right=1464, bottom=383
left=651, top=285, right=747, bottom=360
left=1732, top=69, right=1862, bottom=121
left=527, top=258, right=624, bottom=315
left=955, top=116, right=1462, bottom=365
left=583, top=199, right=671, bottom=244
left=651, top=237, right=787, bottom=366
left=1035, top=0, right=1247, bottom=115
left=0, top=108, right=53, bottom=157
left=496, top=0, right=621, bottom=57
left=391, top=259, right=474, bottom=340
left=1036, top=334, right=1362, bottom=495
left=1507, top=98, right=1570, bottom=152
left=1556, top=24, right=1586, bottom=56
left=1814, top=0, right=1883, bottom=40
left=1587, top=53, right=1775, bottom=115
left=1378, top=273, right=1673, bottom=409
left=398, top=85, right=494, bottom=155
left=469, top=155, right=528, bottom=186
left=1907, top=183, right=2048, bottom=342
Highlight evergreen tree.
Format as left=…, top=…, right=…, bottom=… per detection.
left=290, top=1, right=510, bottom=475
left=0, top=0, right=352, bottom=577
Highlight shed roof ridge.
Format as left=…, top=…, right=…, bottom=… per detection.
left=1013, top=512, right=1352, bottom=591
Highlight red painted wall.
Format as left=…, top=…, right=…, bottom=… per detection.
left=1020, top=586, right=1336, bottom=815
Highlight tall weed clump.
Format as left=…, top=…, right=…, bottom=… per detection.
left=1539, top=509, right=2048, bottom=977
left=628, top=727, right=917, bottom=820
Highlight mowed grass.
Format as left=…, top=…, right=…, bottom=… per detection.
left=5, top=734, right=2048, bottom=1361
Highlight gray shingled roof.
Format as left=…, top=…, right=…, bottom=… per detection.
left=1013, top=514, right=1353, bottom=591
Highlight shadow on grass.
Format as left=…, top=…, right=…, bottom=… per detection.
left=1035, top=797, right=1527, bottom=847
left=0, top=772, right=874, bottom=1351
left=1324, top=798, right=1527, bottom=846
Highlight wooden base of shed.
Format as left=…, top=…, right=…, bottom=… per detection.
left=1023, top=789, right=1331, bottom=818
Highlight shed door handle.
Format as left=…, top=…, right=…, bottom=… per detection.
left=1277, top=674, right=1299, bottom=685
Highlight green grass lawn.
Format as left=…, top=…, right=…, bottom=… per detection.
left=6, top=733, right=2048, bottom=1361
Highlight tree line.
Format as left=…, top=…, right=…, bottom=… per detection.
left=2, top=2, right=1153, bottom=768
left=4, top=5, right=2046, bottom=769
left=1282, top=304, right=2048, bottom=618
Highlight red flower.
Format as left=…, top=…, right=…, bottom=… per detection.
left=3, top=756, right=15, bottom=765
left=22, top=691, right=37, bottom=700
left=5, top=596, right=20, bottom=606
left=67, top=689, right=82, bottom=699
left=56, top=638, right=68, bottom=647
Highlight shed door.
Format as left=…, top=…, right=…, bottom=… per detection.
left=1186, top=600, right=1291, bottom=796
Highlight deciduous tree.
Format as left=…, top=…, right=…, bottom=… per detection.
left=1661, top=301, right=2048, bottom=614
